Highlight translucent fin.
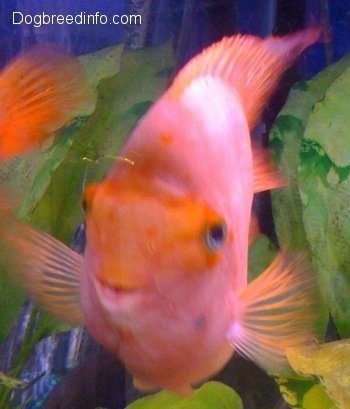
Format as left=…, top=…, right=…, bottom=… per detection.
left=168, top=28, right=321, bottom=128
left=248, top=212, right=260, bottom=245
left=252, top=145, right=286, bottom=192
left=0, top=44, right=96, bottom=160
left=228, top=251, right=319, bottom=374
left=0, top=212, right=84, bottom=325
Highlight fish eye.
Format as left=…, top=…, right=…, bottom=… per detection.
left=203, top=221, right=227, bottom=251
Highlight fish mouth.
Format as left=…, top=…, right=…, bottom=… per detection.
left=93, top=276, right=148, bottom=312
left=97, top=278, right=142, bottom=295
left=94, top=265, right=150, bottom=295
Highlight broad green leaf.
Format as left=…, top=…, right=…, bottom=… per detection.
left=304, top=64, right=350, bottom=167
left=275, top=376, right=315, bottom=408
left=302, top=385, right=336, bottom=409
left=298, top=61, right=350, bottom=337
left=276, top=377, right=336, bottom=409
left=270, top=114, right=308, bottom=248
left=288, top=340, right=350, bottom=409
left=79, top=44, right=123, bottom=88
left=125, top=381, right=243, bottom=409
left=248, top=233, right=277, bottom=281
left=270, top=54, right=350, bottom=249
left=269, top=53, right=350, bottom=408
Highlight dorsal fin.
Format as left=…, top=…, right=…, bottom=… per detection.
left=167, top=28, right=321, bottom=128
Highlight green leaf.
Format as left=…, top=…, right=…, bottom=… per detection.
left=269, top=53, right=350, bottom=408
left=275, top=375, right=316, bottom=408
left=270, top=114, right=308, bottom=248
left=303, top=64, right=350, bottom=167
left=276, top=376, right=336, bottom=409
left=270, top=53, right=350, bottom=250
left=248, top=233, right=277, bottom=281
left=298, top=61, right=350, bottom=337
left=287, top=340, right=350, bottom=409
left=78, top=44, right=124, bottom=88
left=125, top=382, right=243, bottom=409
left=302, top=385, right=336, bottom=409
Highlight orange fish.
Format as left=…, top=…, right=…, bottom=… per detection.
left=0, top=29, right=320, bottom=395
left=0, top=44, right=95, bottom=160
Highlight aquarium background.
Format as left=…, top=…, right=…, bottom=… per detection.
left=0, top=0, right=348, bottom=68
left=0, top=1, right=349, bottom=409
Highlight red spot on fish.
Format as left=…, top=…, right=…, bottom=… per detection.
left=145, top=227, right=157, bottom=239
left=159, top=133, right=173, bottom=146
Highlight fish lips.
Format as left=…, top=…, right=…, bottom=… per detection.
left=90, top=272, right=153, bottom=319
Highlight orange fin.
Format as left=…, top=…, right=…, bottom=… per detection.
left=0, top=44, right=96, bottom=160
left=248, top=211, right=260, bottom=244
left=168, top=28, right=321, bottom=128
left=228, top=251, right=319, bottom=374
left=252, top=145, right=286, bottom=192
left=0, top=212, right=84, bottom=325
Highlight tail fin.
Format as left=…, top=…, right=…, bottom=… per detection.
left=168, top=28, right=321, bottom=128
left=0, top=44, right=96, bottom=160
left=228, top=251, right=319, bottom=374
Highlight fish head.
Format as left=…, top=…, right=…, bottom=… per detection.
left=81, top=174, right=235, bottom=391
left=83, top=176, right=229, bottom=296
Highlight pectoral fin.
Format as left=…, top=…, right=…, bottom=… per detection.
left=0, top=213, right=84, bottom=325
left=227, top=251, right=319, bottom=374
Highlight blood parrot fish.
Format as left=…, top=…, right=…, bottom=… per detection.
left=0, top=29, right=321, bottom=395
left=0, top=44, right=95, bottom=160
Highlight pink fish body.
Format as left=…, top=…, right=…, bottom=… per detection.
left=81, top=75, right=252, bottom=393
left=1, top=29, right=320, bottom=395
